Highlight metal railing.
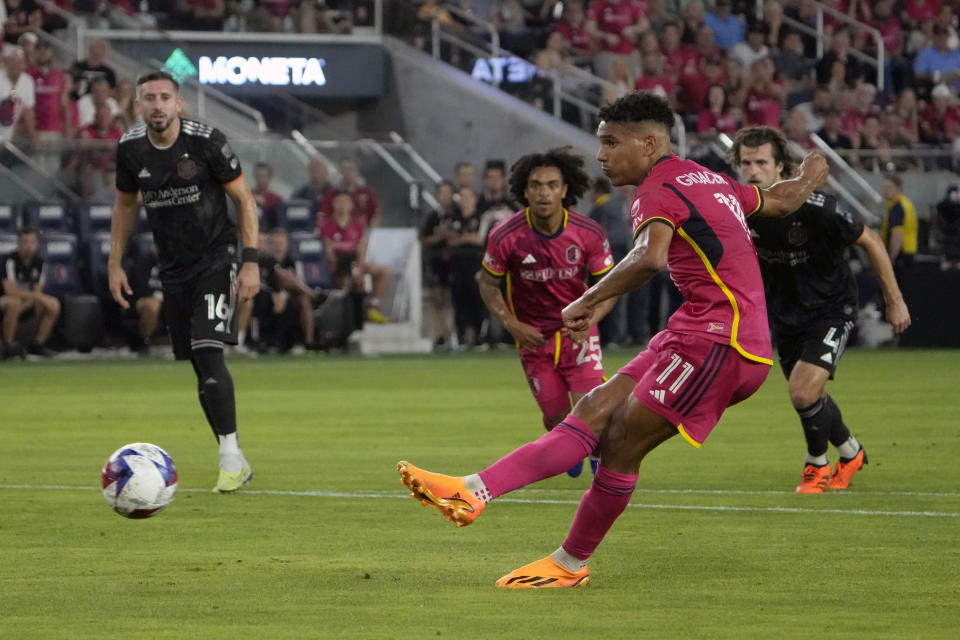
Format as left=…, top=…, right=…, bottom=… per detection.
left=768, top=0, right=885, bottom=91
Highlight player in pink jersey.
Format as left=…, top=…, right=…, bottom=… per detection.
left=398, top=92, right=830, bottom=588
left=479, top=148, right=615, bottom=477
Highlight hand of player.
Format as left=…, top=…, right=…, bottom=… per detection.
left=798, top=152, right=830, bottom=189
left=886, top=298, right=911, bottom=335
left=561, top=326, right=590, bottom=345
left=107, top=261, right=132, bottom=310
left=561, top=297, right=594, bottom=335
left=506, top=320, right=547, bottom=351
left=237, top=262, right=260, bottom=302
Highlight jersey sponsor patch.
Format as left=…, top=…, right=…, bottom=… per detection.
left=177, top=155, right=198, bottom=180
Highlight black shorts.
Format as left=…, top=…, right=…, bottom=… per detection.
left=776, top=319, right=855, bottom=380
left=162, top=263, right=238, bottom=360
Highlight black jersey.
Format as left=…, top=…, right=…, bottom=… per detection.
left=749, top=191, right=864, bottom=329
left=115, top=118, right=243, bottom=287
left=3, top=252, right=43, bottom=290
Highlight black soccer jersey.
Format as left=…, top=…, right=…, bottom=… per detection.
left=115, top=118, right=242, bottom=287
left=3, top=252, right=43, bottom=290
left=749, top=191, right=864, bottom=329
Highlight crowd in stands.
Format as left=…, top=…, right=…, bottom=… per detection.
left=405, top=0, right=960, bottom=170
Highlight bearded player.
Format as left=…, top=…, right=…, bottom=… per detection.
left=477, top=148, right=615, bottom=477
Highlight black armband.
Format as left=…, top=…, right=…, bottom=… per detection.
left=241, top=247, right=259, bottom=263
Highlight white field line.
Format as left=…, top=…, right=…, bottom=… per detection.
left=2, top=484, right=958, bottom=518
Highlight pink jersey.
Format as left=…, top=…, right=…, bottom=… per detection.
left=630, top=155, right=772, bottom=365
left=319, top=217, right=365, bottom=254
left=28, top=66, right=67, bottom=133
left=482, top=209, right=614, bottom=333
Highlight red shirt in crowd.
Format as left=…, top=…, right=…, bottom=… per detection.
left=904, top=0, right=942, bottom=24
left=28, top=66, right=68, bottom=133
left=696, top=109, right=738, bottom=136
left=319, top=216, right=366, bottom=255
left=745, top=82, right=784, bottom=127
left=320, top=185, right=379, bottom=228
left=554, top=22, right=593, bottom=55
left=635, top=73, right=675, bottom=100
left=587, top=0, right=644, bottom=55
left=920, top=102, right=960, bottom=141
left=79, top=123, right=123, bottom=169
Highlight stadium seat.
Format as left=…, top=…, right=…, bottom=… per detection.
left=22, top=201, right=71, bottom=234
left=40, top=232, right=83, bottom=297
left=288, top=231, right=332, bottom=290
left=277, top=200, right=316, bottom=233
left=73, top=203, right=115, bottom=242
left=0, top=203, right=18, bottom=233
left=0, top=231, right=17, bottom=259
left=85, top=231, right=113, bottom=300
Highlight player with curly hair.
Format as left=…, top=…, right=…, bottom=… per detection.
left=477, top=147, right=616, bottom=477
left=399, top=92, right=830, bottom=588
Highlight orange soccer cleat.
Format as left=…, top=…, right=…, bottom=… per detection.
left=495, top=556, right=590, bottom=589
left=397, top=461, right=484, bottom=527
left=795, top=463, right=831, bottom=493
left=827, top=447, right=868, bottom=490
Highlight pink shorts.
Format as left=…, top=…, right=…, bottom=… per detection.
left=618, top=331, right=770, bottom=447
left=519, top=326, right=606, bottom=421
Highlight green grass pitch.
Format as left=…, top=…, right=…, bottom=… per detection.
left=1, top=349, right=958, bottom=639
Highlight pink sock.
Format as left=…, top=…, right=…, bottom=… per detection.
left=561, top=466, right=639, bottom=561
left=478, top=415, right=598, bottom=499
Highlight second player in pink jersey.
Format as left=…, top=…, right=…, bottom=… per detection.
left=398, top=92, right=830, bottom=588
left=479, top=148, right=615, bottom=477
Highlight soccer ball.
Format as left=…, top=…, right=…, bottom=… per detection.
left=101, top=443, right=178, bottom=519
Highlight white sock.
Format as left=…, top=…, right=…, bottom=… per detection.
left=237, top=329, right=246, bottom=345
left=551, top=547, right=588, bottom=572
left=464, top=474, right=493, bottom=503
left=804, top=453, right=828, bottom=466
left=836, top=436, right=861, bottom=460
left=218, top=432, right=240, bottom=455
left=218, top=433, right=243, bottom=473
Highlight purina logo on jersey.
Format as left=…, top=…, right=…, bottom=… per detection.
left=566, top=245, right=582, bottom=264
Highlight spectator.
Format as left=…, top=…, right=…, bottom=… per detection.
left=553, top=0, right=594, bottom=61
left=913, top=24, right=960, bottom=93
left=690, top=23, right=722, bottom=64
left=114, top=79, right=138, bottom=129
left=793, top=84, right=832, bottom=133
left=935, top=185, right=960, bottom=269
left=585, top=0, right=648, bottom=79
left=785, top=0, right=819, bottom=58
left=319, top=189, right=390, bottom=324
left=905, top=18, right=936, bottom=59
left=74, top=102, right=124, bottom=198
left=816, top=108, right=854, bottom=150
left=773, top=30, right=815, bottom=99
left=192, top=0, right=228, bottom=31
left=3, top=0, right=42, bottom=46
left=782, top=107, right=812, bottom=147
left=880, top=174, right=918, bottom=275
left=634, top=50, right=675, bottom=106
left=476, top=160, right=516, bottom=228
left=891, top=87, right=920, bottom=145
left=0, top=46, right=36, bottom=145
left=602, top=53, right=634, bottom=104
left=704, top=0, right=743, bottom=51
left=678, top=54, right=725, bottom=115
left=659, top=22, right=694, bottom=85
left=730, top=20, right=770, bottom=72
left=299, top=0, right=352, bottom=34
left=444, top=185, right=486, bottom=347
left=723, top=57, right=745, bottom=109
left=816, top=28, right=867, bottom=88
left=934, top=4, right=959, bottom=50
left=319, top=156, right=380, bottom=228
left=919, top=83, right=960, bottom=144
left=453, top=161, right=475, bottom=193
left=70, top=39, right=117, bottom=98
left=760, top=0, right=786, bottom=51
left=1, top=227, right=60, bottom=358
left=901, top=0, right=944, bottom=31
left=76, top=76, right=121, bottom=128
left=17, top=31, right=37, bottom=67
left=420, top=180, right=457, bottom=348
left=490, top=0, right=535, bottom=58
left=679, top=1, right=705, bottom=46
left=292, top=154, right=333, bottom=212
left=28, top=39, right=72, bottom=141
left=741, top=56, right=784, bottom=127
left=251, top=161, right=284, bottom=228
left=842, top=81, right=879, bottom=140
left=870, top=0, right=904, bottom=68
left=852, top=113, right=894, bottom=171
left=696, top=83, right=737, bottom=136
left=823, top=58, right=850, bottom=98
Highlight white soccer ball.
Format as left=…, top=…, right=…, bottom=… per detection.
left=101, top=443, right=178, bottom=518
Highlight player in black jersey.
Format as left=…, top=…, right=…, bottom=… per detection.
left=730, top=127, right=911, bottom=493
left=108, top=71, right=260, bottom=493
